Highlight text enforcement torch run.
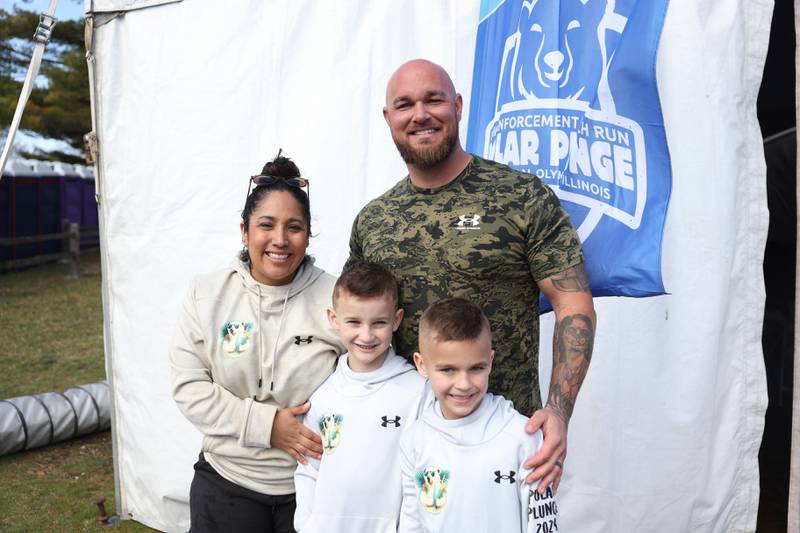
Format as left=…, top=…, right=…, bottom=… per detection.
left=467, top=0, right=672, bottom=301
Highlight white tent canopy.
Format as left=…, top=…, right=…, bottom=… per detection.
left=85, top=0, right=771, bottom=531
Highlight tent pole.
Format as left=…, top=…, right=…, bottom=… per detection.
left=84, top=9, right=123, bottom=520
left=789, top=2, right=800, bottom=530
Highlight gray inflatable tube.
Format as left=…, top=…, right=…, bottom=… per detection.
left=0, top=381, right=111, bottom=456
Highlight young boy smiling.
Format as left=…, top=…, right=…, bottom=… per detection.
left=399, top=298, right=559, bottom=533
left=293, top=261, right=428, bottom=533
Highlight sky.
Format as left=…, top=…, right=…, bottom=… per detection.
left=1, top=0, right=85, bottom=21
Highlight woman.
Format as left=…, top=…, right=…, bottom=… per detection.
left=170, top=153, right=344, bottom=532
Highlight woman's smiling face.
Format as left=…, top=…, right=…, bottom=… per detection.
left=241, top=190, right=309, bottom=286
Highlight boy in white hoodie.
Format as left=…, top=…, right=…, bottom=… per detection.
left=399, top=298, right=559, bottom=533
left=294, top=261, right=428, bottom=533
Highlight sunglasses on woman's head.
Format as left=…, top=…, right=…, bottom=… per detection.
left=246, top=174, right=310, bottom=199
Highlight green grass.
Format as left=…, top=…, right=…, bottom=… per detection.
left=0, top=252, right=105, bottom=398
left=0, top=252, right=153, bottom=532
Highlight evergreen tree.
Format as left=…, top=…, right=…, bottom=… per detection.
left=0, top=5, right=88, bottom=164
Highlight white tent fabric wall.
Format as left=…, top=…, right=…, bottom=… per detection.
left=87, top=0, right=771, bottom=531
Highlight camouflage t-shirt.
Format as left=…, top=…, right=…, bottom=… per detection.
left=348, top=156, right=583, bottom=415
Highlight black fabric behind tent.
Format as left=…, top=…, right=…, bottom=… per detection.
left=756, top=0, right=795, bottom=529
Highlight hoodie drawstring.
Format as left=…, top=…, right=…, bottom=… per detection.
left=255, top=284, right=290, bottom=395
left=268, top=286, right=291, bottom=393
left=257, top=285, right=263, bottom=395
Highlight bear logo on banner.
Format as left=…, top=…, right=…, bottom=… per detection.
left=467, top=0, right=672, bottom=300
left=497, top=0, right=613, bottom=109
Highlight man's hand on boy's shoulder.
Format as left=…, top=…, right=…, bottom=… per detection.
left=522, top=406, right=567, bottom=493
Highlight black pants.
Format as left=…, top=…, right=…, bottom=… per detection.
left=189, top=453, right=296, bottom=533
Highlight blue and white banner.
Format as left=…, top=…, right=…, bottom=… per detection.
left=466, top=0, right=671, bottom=299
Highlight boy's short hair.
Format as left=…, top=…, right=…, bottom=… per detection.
left=334, top=261, right=399, bottom=308
left=419, top=297, right=491, bottom=343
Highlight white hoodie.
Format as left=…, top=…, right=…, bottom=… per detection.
left=294, top=350, right=429, bottom=533
left=398, top=394, right=559, bottom=533
left=170, top=257, right=344, bottom=495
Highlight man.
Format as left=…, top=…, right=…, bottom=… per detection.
left=347, top=59, right=596, bottom=492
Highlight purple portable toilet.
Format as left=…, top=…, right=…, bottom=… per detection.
left=56, top=162, right=98, bottom=249
left=1, top=157, right=98, bottom=267
left=30, top=161, right=62, bottom=257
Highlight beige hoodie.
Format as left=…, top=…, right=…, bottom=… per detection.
left=170, top=257, right=344, bottom=495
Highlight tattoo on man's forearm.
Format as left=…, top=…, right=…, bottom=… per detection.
left=547, top=313, right=594, bottom=421
left=550, top=264, right=591, bottom=293
left=546, top=384, right=571, bottom=423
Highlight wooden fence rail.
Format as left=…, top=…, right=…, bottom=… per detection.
left=0, top=220, right=100, bottom=276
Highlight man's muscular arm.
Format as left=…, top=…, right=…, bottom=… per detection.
left=524, top=262, right=596, bottom=493
left=545, top=265, right=594, bottom=421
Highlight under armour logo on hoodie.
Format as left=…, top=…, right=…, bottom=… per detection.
left=294, top=336, right=314, bottom=345
left=494, top=470, right=516, bottom=484
left=381, top=416, right=401, bottom=427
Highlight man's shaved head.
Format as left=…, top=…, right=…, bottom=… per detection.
left=385, top=59, right=458, bottom=106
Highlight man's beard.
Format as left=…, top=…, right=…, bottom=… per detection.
left=393, top=127, right=458, bottom=169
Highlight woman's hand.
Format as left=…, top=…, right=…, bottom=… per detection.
left=271, top=402, right=323, bottom=464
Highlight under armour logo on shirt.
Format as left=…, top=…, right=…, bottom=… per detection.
left=456, top=214, right=482, bottom=228
left=294, top=336, right=314, bottom=345
left=381, top=416, right=401, bottom=427
left=494, top=470, right=516, bottom=484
